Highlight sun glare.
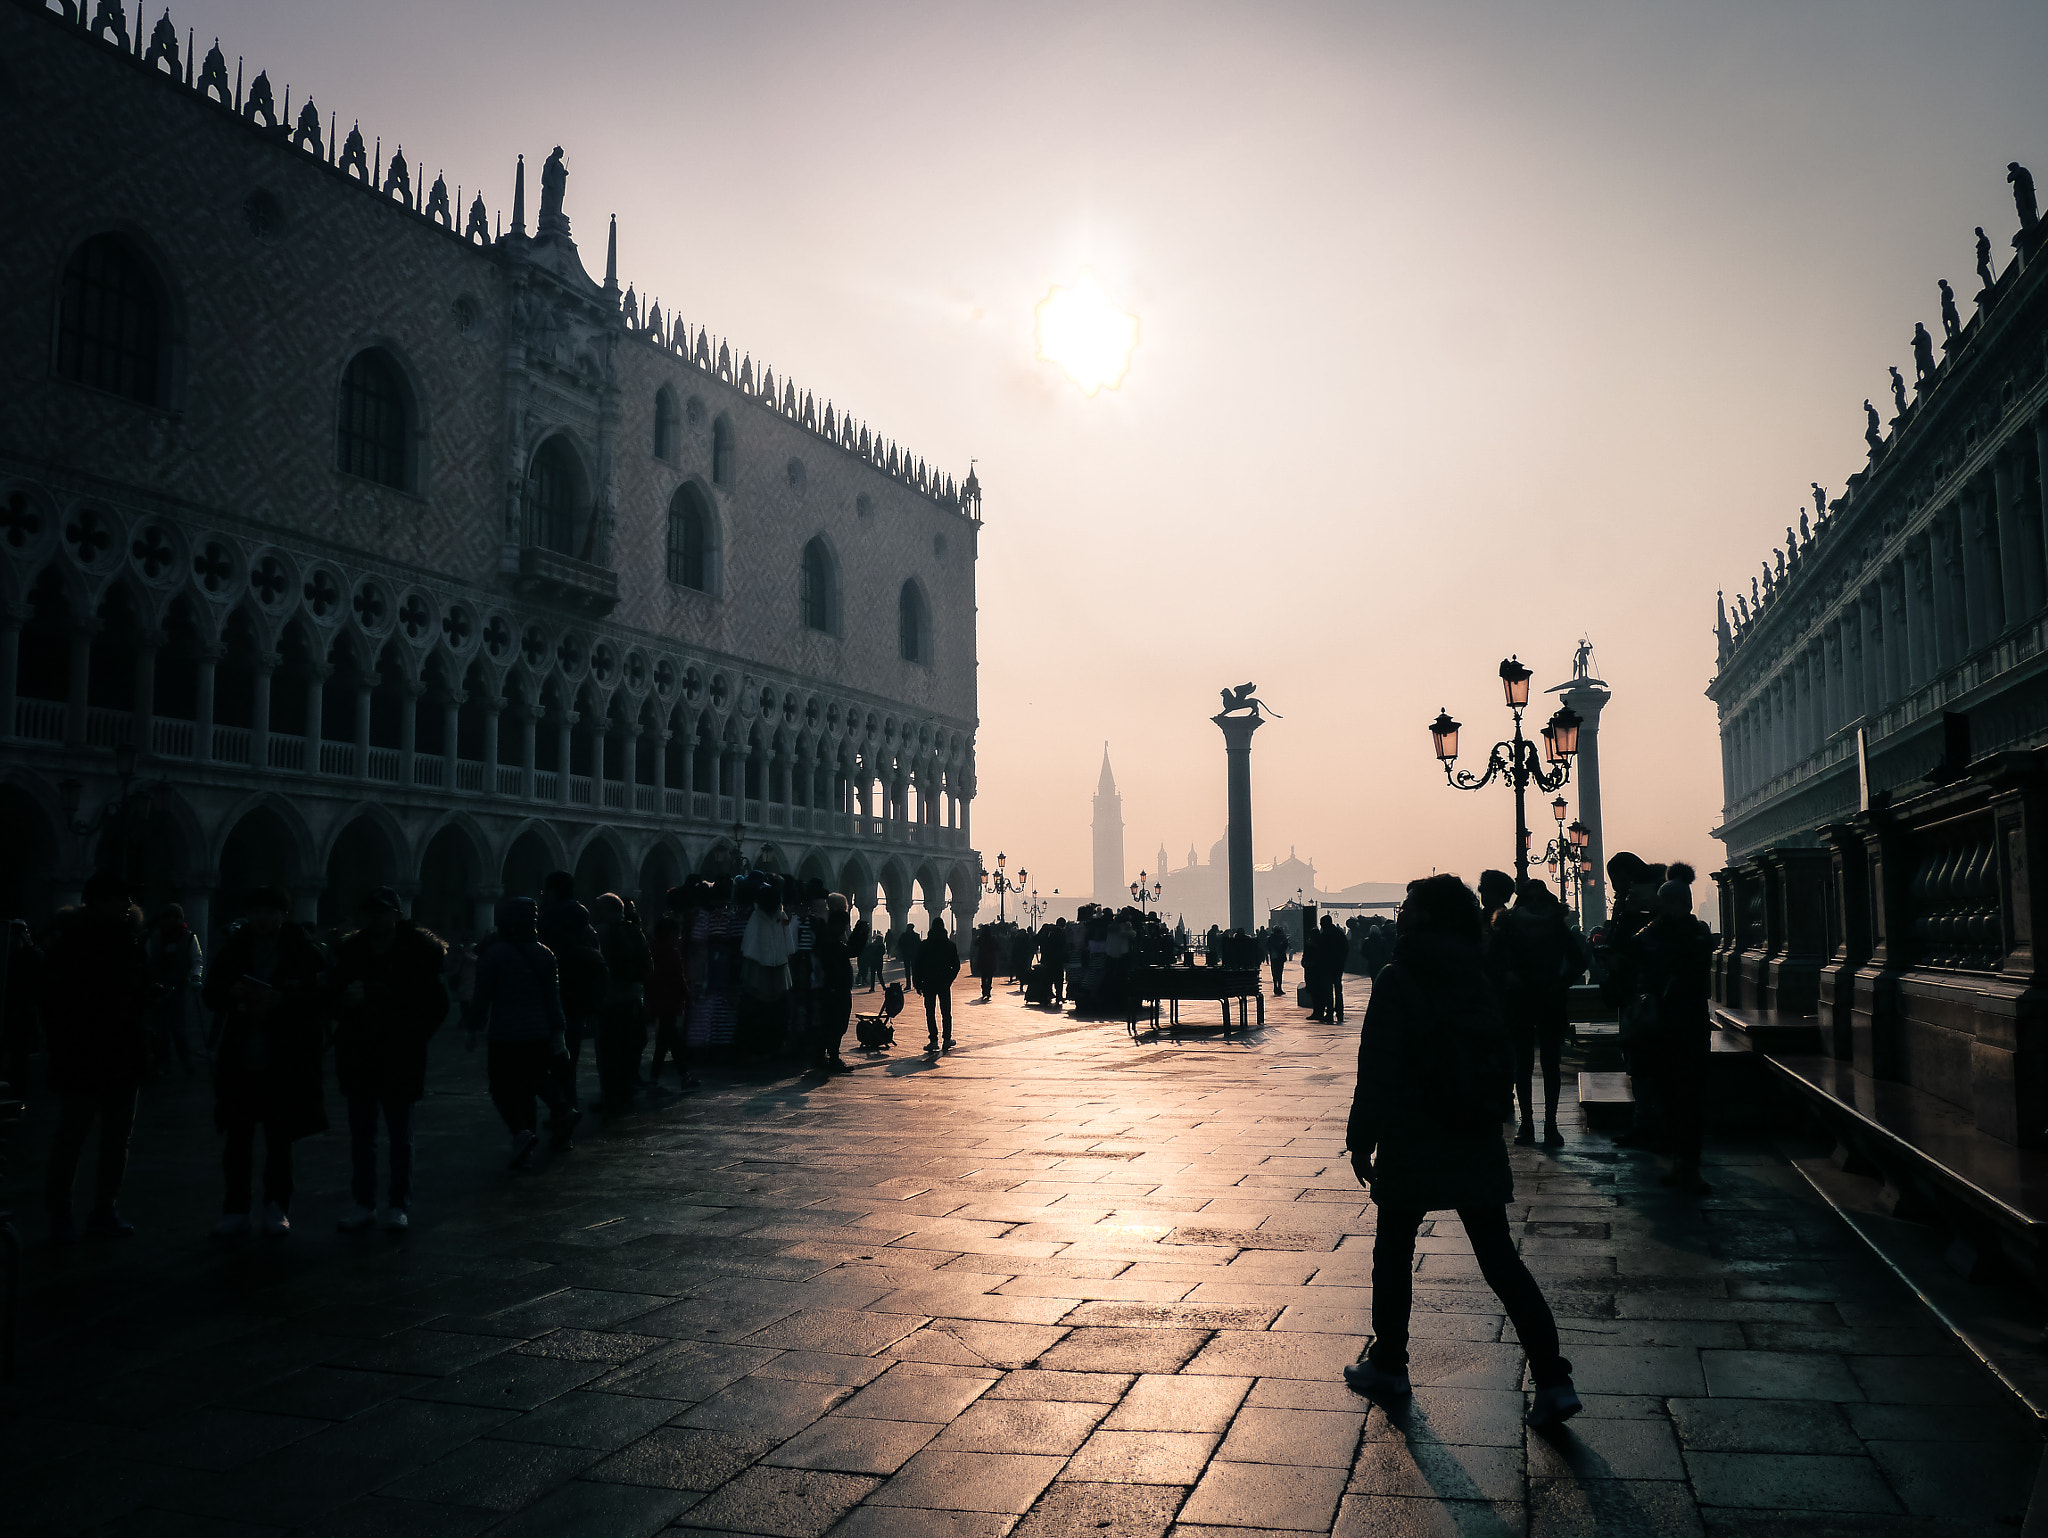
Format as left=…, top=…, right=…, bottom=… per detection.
left=1035, top=272, right=1139, bottom=396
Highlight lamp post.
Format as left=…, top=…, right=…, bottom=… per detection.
left=1018, top=886, right=1050, bottom=929
left=982, top=852, right=1027, bottom=925
left=1429, top=656, right=1581, bottom=884
left=1531, top=796, right=1592, bottom=915
left=1128, top=871, right=1162, bottom=916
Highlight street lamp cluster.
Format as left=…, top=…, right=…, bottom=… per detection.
left=1129, top=872, right=1161, bottom=914
left=1430, top=656, right=1585, bottom=890
left=1531, top=793, right=1594, bottom=922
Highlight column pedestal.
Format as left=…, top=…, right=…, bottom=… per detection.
left=1211, top=711, right=1264, bottom=933
left=1553, top=677, right=1613, bottom=930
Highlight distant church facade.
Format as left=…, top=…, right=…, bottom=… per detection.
left=0, top=2, right=983, bottom=941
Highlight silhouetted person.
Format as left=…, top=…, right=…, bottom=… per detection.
left=538, top=871, right=603, bottom=1113
left=914, top=919, right=960, bottom=1049
left=1500, top=879, right=1585, bottom=1146
left=467, top=896, right=573, bottom=1166
left=144, top=902, right=203, bottom=1078
left=1264, top=925, right=1290, bottom=997
left=1343, top=874, right=1581, bottom=1428
left=1633, top=865, right=1716, bottom=1195
left=811, top=894, right=868, bottom=1073
left=972, top=924, right=1002, bottom=1002
left=647, top=891, right=696, bottom=1090
left=860, top=930, right=886, bottom=992
left=203, top=886, right=327, bottom=1236
left=41, top=871, right=153, bottom=1241
left=1596, top=852, right=1668, bottom=1149
left=591, top=893, right=650, bottom=1116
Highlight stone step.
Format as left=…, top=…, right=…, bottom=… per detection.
left=1578, top=1070, right=1635, bottom=1129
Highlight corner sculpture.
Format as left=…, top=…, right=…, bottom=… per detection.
left=1939, top=278, right=1961, bottom=339
left=1912, top=322, right=1936, bottom=383
left=1216, top=682, right=1280, bottom=720
left=2011, top=162, right=2038, bottom=232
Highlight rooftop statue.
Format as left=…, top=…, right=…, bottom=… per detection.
left=1572, top=638, right=1593, bottom=680
left=2011, top=162, right=2039, bottom=230
left=1939, top=278, right=1961, bottom=339
left=1977, top=227, right=1996, bottom=290
left=1864, top=399, right=1884, bottom=453
left=1889, top=366, right=1907, bottom=416
left=1799, top=510, right=1811, bottom=546
left=1774, top=547, right=1786, bottom=579
left=1912, top=322, right=1936, bottom=382
left=1217, top=682, right=1279, bottom=719
left=538, top=145, right=568, bottom=234
left=1811, top=482, right=1828, bottom=525
left=1762, top=562, right=1775, bottom=597
left=1750, top=575, right=1761, bottom=609
left=1737, top=592, right=1752, bottom=624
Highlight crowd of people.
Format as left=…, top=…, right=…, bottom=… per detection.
left=3, top=867, right=992, bottom=1241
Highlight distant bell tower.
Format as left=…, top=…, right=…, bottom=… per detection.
left=1092, top=744, right=1125, bottom=908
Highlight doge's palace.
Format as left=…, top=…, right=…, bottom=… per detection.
left=0, top=1, right=983, bottom=945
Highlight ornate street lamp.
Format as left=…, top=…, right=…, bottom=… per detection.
left=981, top=851, right=1027, bottom=925
left=1128, top=871, right=1162, bottom=915
left=1428, top=656, right=1581, bottom=884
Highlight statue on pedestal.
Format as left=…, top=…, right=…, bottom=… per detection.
left=538, top=145, right=568, bottom=234
left=1811, top=482, right=1828, bottom=527
left=1799, top=510, right=1811, bottom=546
left=1572, top=639, right=1594, bottom=680
left=1939, top=278, right=1961, bottom=339
left=1864, top=399, right=1884, bottom=454
left=1912, top=323, right=1936, bottom=383
left=2011, top=162, right=2038, bottom=230
left=1217, top=682, right=1280, bottom=720
left=1889, top=367, right=1907, bottom=416
left=1977, top=227, right=1996, bottom=291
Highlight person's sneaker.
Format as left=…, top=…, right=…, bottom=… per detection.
left=942, top=1036, right=954, bottom=1050
left=827, top=1056, right=853, bottom=1075
left=382, top=1209, right=409, bottom=1231
left=1514, top=1121, right=1536, bottom=1146
left=927, top=1035, right=939, bottom=1052
left=49, top=1210, right=77, bottom=1244
left=336, top=1205, right=378, bottom=1232
left=84, top=1208, right=135, bottom=1237
left=510, top=1129, right=540, bottom=1169
left=1343, top=1359, right=1412, bottom=1399
left=1542, top=1122, right=1565, bottom=1147
left=1526, top=1378, right=1583, bottom=1429
left=259, top=1202, right=291, bottom=1237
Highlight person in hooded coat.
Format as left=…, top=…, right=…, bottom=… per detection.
left=1343, top=873, right=1581, bottom=1429
left=331, top=888, right=447, bottom=1230
left=202, top=885, right=329, bottom=1237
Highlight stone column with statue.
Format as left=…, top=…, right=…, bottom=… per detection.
left=1549, top=642, right=1612, bottom=930
left=1212, top=684, right=1277, bottom=934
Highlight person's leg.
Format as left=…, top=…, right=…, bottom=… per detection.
left=939, top=986, right=954, bottom=1043
left=487, top=1041, right=532, bottom=1134
left=263, top=1128, right=295, bottom=1212
left=43, top=1094, right=96, bottom=1218
left=347, top=1095, right=379, bottom=1210
left=825, top=991, right=852, bottom=1064
left=222, top=1120, right=256, bottom=1213
left=1367, top=1203, right=1424, bottom=1372
left=1508, top=1004, right=1536, bottom=1133
left=924, top=989, right=939, bottom=1044
left=88, top=1086, right=138, bottom=1216
left=1458, top=1204, right=1570, bottom=1386
left=386, top=1098, right=414, bottom=1210
left=1539, top=1014, right=1566, bottom=1133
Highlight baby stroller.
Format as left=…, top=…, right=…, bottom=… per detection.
left=854, top=983, right=903, bottom=1049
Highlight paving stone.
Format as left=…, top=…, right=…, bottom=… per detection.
left=298, top=1495, right=499, bottom=1537
left=405, top=1352, right=609, bottom=1410
left=1864, top=1437, right=2041, bottom=1523
left=118, top=1406, right=328, bottom=1470
left=602, top=1341, right=781, bottom=1401
left=1182, top=1329, right=1368, bottom=1380
left=984, top=1369, right=1136, bottom=1403
left=511, top=1328, right=668, bottom=1363
left=1062, top=1429, right=1220, bottom=1484
left=321, top=1328, right=512, bottom=1377
left=673, top=1374, right=851, bottom=1437
left=1008, top=1480, right=1183, bottom=1536
left=748, top=1350, right=900, bottom=1387
left=888, top=1320, right=1072, bottom=1368
left=1332, top=1493, right=1528, bottom=1536
left=1101, top=1373, right=1252, bottom=1432
left=1527, top=1477, right=1703, bottom=1537
left=673, top=1465, right=881, bottom=1534
left=1359, top=1389, right=1530, bottom=1448
left=744, top=1307, right=931, bottom=1355
left=1215, top=1405, right=1367, bottom=1467
left=1562, top=1345, right=1707, bottom=1398
left=1843, top=1354, right=2007, bottom=1405
left=867, top=1448, right=1068, bottom=1513
left=1841, top=1400, right=2040, bottom=1442
left=1177, top=1459, right=1347, bottom=1530
left=1681, top=1451, right=1902, bottom=1513
left=765, top=1413, right=943, bottom=1474
left=584, top=1426, right=781, bottom=1488
left=1349, top=1438, right=1525, bottom=1500
left=375, top=1437, right=598, bottom=1510
left=1526, top=1416, right=1684, bottom=1480
left=929, top=1396, right=1111, bottom=1454
left=1667, top=1398, right=1861, bottom=1454
left=838, top=1370, right=998, bottom=1422
left=1033, top=1326, right=1213, bottom=1374
left=833, top=1507, right=1021, bottom=1538
left=483, top=1389, right=682, bottom=1450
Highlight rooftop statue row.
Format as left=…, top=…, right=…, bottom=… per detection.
left=39, top=0, right=979, bottom=518
left=1716, top=158, right=2040, bottom=662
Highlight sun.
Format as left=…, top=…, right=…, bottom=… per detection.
left=1035, top=272, right=1138, bottom=396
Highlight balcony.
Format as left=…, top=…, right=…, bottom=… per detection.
left=514, top=545, right=618, bottom=615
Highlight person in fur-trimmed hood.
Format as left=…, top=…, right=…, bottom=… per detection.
left=1342, top=872, right=1582, bottom=1429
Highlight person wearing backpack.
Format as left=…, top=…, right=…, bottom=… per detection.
left=1343, top=874, right=1581, bottom=1429
left=1500, top=879, right=1588, bottom=1147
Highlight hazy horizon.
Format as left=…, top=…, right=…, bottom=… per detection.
left=153, top=0, right=2048, bottom=903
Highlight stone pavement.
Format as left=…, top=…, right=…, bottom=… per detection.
left=2, top=976, right=2041, bottom=1536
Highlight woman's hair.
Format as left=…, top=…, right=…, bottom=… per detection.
left=1399, top=873, right=1484, bottom=941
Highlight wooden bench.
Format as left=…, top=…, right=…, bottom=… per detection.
left=1128, top=966, right=1264, bottom=1039
left=1577, top=1071, right=1635, bottom=1129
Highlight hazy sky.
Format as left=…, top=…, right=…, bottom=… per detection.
left=173, top=0, right=2048, bottom=904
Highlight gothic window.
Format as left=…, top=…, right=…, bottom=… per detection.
left=899, top=579, right=930, bottom=664
left=654, top=387, right=679, bottom=461
left=667, top=483, right=715, bottom=592
left=336, top=349, right=414, bottom=489
left=801, top=537, right=838, bottom=634
left=712, top=416, right=735, bottom=488
left=524, top=436, right=586, bottom=557
left=56, top=234, right=164, bottom=405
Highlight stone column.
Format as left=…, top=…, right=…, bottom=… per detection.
left=304, top=663, right=329, bottom=770
left=482, top=697, right=503, bottom=792
left=1211, top=709, right=1264, bottom=932
left=249, top=653, right=275, bottom=770
left=1994, top=454, right=2033, bottom=624
left=64, top=619, right=97, bottom=747
left=518, top=703, right=538, bottom=800
left=0, top=614, right=18, bottom=740
left=353, top=673, right=376, bottom=781
left=589, top=721, right=606, bottom=796
left=557, top=713, right=576, bottom=805
left=1928, top=520, right=1958, bottom=672
left=182, top=873, right=216, bottom=958
left=397, top=678, right=422, bottom=785
left=651, top=729, right=669, bottom=807
left=1885, top=564, right=1909, bottom=703
left=132, top=628, right=162, bottom=754
left=1965, top=490, right=2004, bottom=647
left=194, top=644, right=221, bottom=764
left=473, top=885, right=504, bottom=937
left=621, top=721, right=643, bottom=799
left=442, top=694, right=462, bottom=790
left=2035, top=415, right=2048, bottom=609
left=1861, top=590, right=1886, bottom=715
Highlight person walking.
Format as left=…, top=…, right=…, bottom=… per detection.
left=1499, top=879, right=1586, bottom=1147
left=972, top=924, right=1002, bottom=1002
left=647, top=890, right=697, bottom=1091
left=331, top=889, right=447, bottom=1231
left=41, top=871, right=153, bottom=1241
left=738, top=878, right=795, bottom=1060
left=467, top=897, right=573, bottom=1166
left=1342, top=873, right=1581, bottom=1428
left=591, top=893, right=650, bottom=1116
left=859, top=928, right=885, bottom=992
left=811, top=893, right=869, bottom=1074
left=914, top=918, right=960, bottom=1050
left=538, top=871, right=604, bottom=1112
left=144, top=902, right=203, bottom=1079
left=1264, top=925, right=1290, bottom=998
left=202, top=886, right=328, bottom=1237
left=1632, top=865, right=1717, bottom=1194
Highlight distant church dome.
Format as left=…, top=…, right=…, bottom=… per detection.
left=1209, top=835, right=1227, bottom=867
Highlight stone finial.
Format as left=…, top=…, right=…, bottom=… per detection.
left=511, top=153, right=526, bottom=235
left=604, top=214, right=618, bottom=293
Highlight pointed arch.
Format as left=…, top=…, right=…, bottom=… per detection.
left=898, top=577, right=932, bottom=664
